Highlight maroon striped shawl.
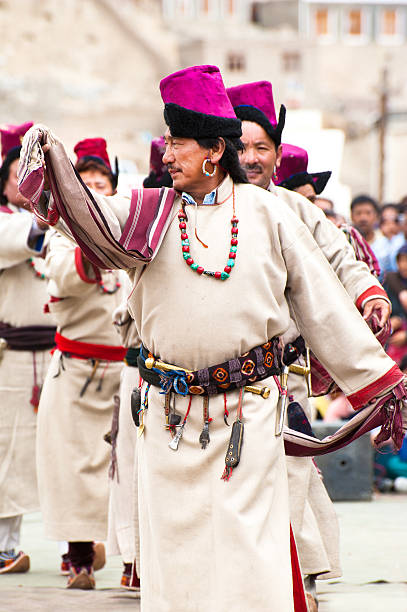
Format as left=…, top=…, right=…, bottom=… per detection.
left=17, top=125, right=177, bottom=269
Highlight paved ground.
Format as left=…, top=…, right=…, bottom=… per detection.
left=0, top=494, right=406, bottom=611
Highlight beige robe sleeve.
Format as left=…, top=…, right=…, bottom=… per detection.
left=0, top=210, right=46, bottom=269
left=275, top=186, right=386, bottom=305
left=279, top=218, right=397, bottom=398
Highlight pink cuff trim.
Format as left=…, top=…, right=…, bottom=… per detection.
left=355, top=286, right=389, bottom=311
left=347, top=364, right=404, bottom=409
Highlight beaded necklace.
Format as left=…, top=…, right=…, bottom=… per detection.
left=27, top=257, right=46, bottom=280
left=178, top=185, right=238, bottom=281
left=98, top=270, right=121, bottom=295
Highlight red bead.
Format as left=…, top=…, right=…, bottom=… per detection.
left=186, top=257, right=194, bottom=266
left=178, top=211, right=186, bottom=219
left=231, top=227, right=238, bottom=235
left=36, top=271, right=41, bottom=277
left=197, top=266, right=204, bottom=275
left=214, top=271, right=222, bottom=279
left=224, top=266, right=232, bottom=274
left=181, top=232, right=188, bottom=240
left=229, top=252, right=236, bottom=259
left=232, top=217, right=239, bottom=224
left=179, top=222, right=186, bottom=230
left=30, top=261, right=35, bottom=267
left=231, top=238, right=238, bottom=246
left=182, top=246, right=190, bottom=252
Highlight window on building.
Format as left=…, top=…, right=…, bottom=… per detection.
left=227, top=52, right=245, bottom=72
left=315, top=9, right=328, bottom=36
left=382, top=9, right=397, bottom=36
left=348, top=9, right=362, bottom=35
left=282, top=51, right=301, bottom=73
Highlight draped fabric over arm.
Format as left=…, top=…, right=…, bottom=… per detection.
left=18, top=125, right=177, bottom=271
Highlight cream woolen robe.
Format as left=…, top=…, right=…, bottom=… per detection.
left=36, top=233, right=124, bottom=541
left=0, top=208, right=55, bottom=518
left=119, top=178, right=397, bottom=612
left=269, top=184, right=389, bottom=579
left=30, top=136, right=402, bottom=611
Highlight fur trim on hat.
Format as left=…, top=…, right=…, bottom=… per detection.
left=234, top=104, right=286, bottom=147
left=164, top=103, right=242, bottom=139
left=278, top=170, right=331, bottom=195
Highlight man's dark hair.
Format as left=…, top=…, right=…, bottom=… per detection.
left=350, top=194, right=380, bottom=215
left=380, top=203, right=402, bottom=225
left=195, top=137, right=248, bottom=184
left=75, top=158, right=115, bottom=190
left=0, top=146, right=21, bottom=205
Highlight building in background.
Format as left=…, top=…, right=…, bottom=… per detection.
left=160, top=0, right=407, bottom=206
left=2, top=0, right=407, bottom=203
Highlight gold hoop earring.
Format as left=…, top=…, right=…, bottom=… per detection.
left=202, top=158, right=217, bottom=177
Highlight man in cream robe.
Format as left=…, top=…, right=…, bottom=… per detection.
left=0, top=124, right=56, bottom=574
left=227, top=81, right=391, bottom=608
left=37, top=138, right=125, bottom=589
left=19, top=65, right=406, bottom=612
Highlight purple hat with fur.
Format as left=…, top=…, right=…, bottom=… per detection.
left=148, top=137, right=166, bottom=178
left=275, top=143, right=331, bottom=194
left=227, top=81, right=286, bottom=147
left=143, top=136, right=172, bottom=188
left=160, top=65, right=241, bottom=139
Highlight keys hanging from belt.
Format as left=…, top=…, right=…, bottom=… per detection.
left=275, top=365, right=289, bottom=437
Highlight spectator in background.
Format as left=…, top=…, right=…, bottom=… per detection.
left=383, top=245, right=407, bottom=366
left=371, top=204, right=404, bottom=278
left=314, top=196, right=334, bottom=213
left=350, top=194, right=381, bottom=244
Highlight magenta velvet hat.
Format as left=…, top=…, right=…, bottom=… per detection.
left=275, top=143, right=331, bottom=194
left=226, top=81, right=286, bottom=147
left=148, top=137, right=166, bottom=177
left=0, top=122, right=34, bottom=159
left=143, top=136, right=172, bottom=188
left=74, top=137, right=119, bottom=189
left=159, top=65, right=241, bottom=139
left=74, top=137, right=111, bottom=169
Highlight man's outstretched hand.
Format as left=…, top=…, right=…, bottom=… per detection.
left=363, top=298, right=391, bottom=328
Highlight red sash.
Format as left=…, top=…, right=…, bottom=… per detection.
left=55, top=332, right=126, bottom=361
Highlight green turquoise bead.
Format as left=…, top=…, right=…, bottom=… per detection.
left=230, top=246, right=237, bottom=253
left=182, top=239, right=190, bottom=246
left=183, top=253, right=190, bottom=260
left=191, top=263, right=198, bottom=270
left=221, top=272, right=230, bottom=280
left=227, top=259, right=235, bottom=267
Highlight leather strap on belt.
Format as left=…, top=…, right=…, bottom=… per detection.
left=138, top=338, right=281, bottom=396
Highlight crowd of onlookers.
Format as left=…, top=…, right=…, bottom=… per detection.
left=317, top=193, right=407, bottom=371
left=315, top=193, right=407, bottom=491
left=348, top=194, right=407, bottom=370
